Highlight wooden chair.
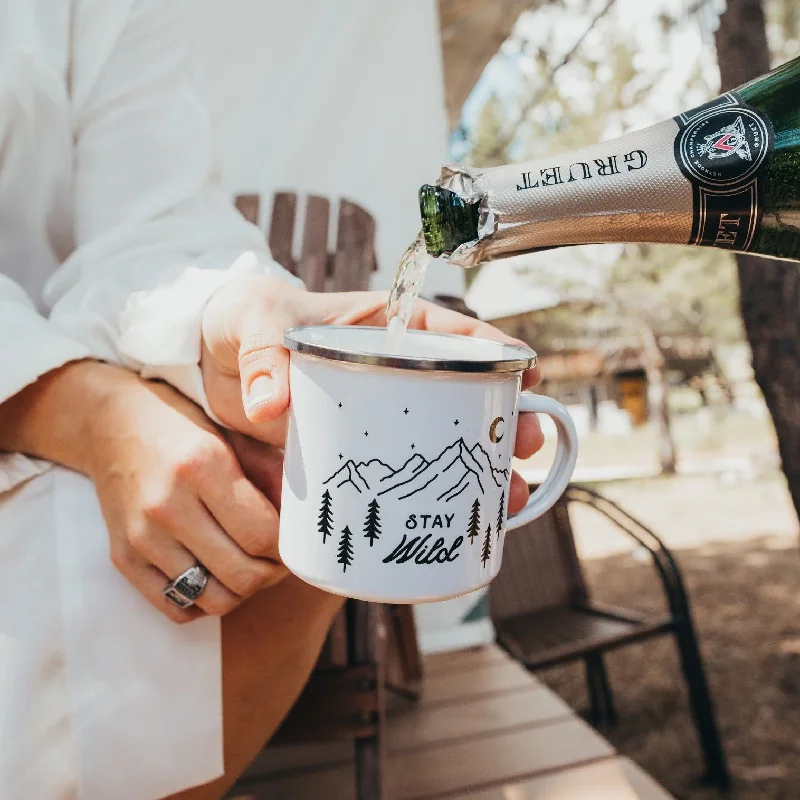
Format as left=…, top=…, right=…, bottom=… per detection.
left=488, top=484, right=731, bottom=789
left=230, top=192, right=421, bottom=800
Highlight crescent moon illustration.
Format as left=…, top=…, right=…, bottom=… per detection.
left=489, top=416, right=505, bottom=444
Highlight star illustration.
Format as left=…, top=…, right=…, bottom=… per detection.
left=411, top=443, right=416, bottom=450
left=404, top=408, right=409, bottom=415
left=338, top=402, right=343, bottom=408
left=364, top=431, right=369, bottom=437
left=454, top=419, right=460, bottom=426
left=339, top=453, right=344, bottom=460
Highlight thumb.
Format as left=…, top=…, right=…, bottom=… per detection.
left=238, top=331, right=291, bottom=425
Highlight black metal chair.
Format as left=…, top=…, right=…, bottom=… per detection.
left=488, top=484, right=731, bottom=788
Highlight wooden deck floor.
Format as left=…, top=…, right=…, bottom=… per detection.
left=232, top=645, right=673, bottom=799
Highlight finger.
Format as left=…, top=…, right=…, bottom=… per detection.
left=403, top=302, right=540, bottom=389
left=508, top=471, right=530, bottom=515
left=184, top=435, right=285, bottom=566
left=514, top=412, right=545, bottom=460
left=521, top=365, right=541, bottom=390
left=201, top=340, right=290, bottom=446
left=127, top=516, right=243, bottom=616
left=163, top=491, right=286, bottom=598
left=307, top=291, right=532, bottom=352
left=238, top=333, right=292, bottom=425
left=200, top=458, right=285, bottom=565
left=109, top=543, right=205, bottom=624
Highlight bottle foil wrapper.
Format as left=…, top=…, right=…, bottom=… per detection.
left=435, top=118, right=694, bottom=267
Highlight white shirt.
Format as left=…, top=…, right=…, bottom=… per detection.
left=0, top=0, right=299, bottom=493
left=0, top=4, right=452, bottom=797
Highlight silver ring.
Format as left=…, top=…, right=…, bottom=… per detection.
left=163, top=564, right=209, bottom=609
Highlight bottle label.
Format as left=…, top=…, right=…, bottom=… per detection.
left=673, top=92, right=774, bottom=252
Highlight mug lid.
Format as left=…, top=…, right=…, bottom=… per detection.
left=283, top=325, right=537, bottom=373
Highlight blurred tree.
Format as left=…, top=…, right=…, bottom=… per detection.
left=457, top=0, right=798, bottom=474
left=531, top=243, right=739, bottom=473
left=439, top=0, right=556, bottom=129
left=468, top=93, right=511, bottom=167
left=600, top=244, right=740, bottom=473
left=715, top=0, right=800, bottom=522
left=459, top=0, right=763, bottom=472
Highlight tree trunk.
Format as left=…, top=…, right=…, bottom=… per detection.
left=640, top=325, right=677, bottom=474
left=647, top=363, right=677, bottom=474
left=715, top=0, right=800, bottom=520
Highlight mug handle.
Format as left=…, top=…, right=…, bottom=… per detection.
left=505, top=394, right=579, bottom=531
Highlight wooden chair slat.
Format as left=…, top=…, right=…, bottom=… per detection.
left=352, top=602, right=388, bottom=800
left=298, top=195, right=331, bottom=291
left=385, top=607, right=422, bottom=696
left=235, top=194, right=261, bottom=226
left=268, top=192, right=298, bottom=275
left=332, top=200, right=377, bottom=292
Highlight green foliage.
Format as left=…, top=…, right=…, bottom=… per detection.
left=469, top=93, right=511, bottom=167
left=605, top=244, right=743, bottom=345
left=766, top=0, right=800, bottom=62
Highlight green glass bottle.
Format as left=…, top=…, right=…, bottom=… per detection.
left=420, top=56, right=800, bottom=266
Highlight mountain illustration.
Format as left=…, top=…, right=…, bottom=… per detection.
left=380, top=452, right=428, bottom=485
left=470, top=442, right=508, bottom=488
left=378, top=439, right=484, bottom=501
left=324, top=458, right=394, bottom=494
left=324, top=438, right=509, bottom=503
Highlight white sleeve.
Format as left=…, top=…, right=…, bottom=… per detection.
left=45, top=0, right=302, bottom=421
left=0, top=274, right=92, bottom=492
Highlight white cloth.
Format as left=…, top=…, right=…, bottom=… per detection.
left=0, top=468, right=222, bottom=800
left=0, top=0, right=300, bottom=797
left=0, top=0, right=301, bottom=493
left=0, top=0, right=450, bottom=796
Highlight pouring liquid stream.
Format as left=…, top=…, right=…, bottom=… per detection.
left=386, top=231, right=433, bottom=354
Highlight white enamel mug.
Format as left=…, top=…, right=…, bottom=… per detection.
left=279, top=326, right=578, bottom=603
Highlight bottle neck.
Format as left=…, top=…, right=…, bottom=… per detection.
left=425, top=118, right=695, bottom=267
left=419, top=185, right=481, bottom=258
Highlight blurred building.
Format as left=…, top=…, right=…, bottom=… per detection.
left=464, top=261, right=719, bottom=433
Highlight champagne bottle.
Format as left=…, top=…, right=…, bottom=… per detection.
left=419, top=56, right=800, bottom=266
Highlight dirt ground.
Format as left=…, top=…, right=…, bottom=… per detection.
left=535, top=473, right=800, bottom=800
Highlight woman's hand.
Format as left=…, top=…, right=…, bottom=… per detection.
left=201, top=275, right=544, bottom=514
left=0, top=361, right=287, bottom=622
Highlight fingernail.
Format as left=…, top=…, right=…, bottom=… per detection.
left=246, top=375, right=275, bottom=411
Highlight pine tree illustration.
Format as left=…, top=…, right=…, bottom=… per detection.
left=467, top=498, right=481, bottom=544
left=496, top=491, right=505, bottom=538
left=318, top=489, right=334, bottom=543
left=481, top=524, right=492, bottom=567
left=337, top=526, right=355, bottom=572
left=363, top=499, right=382, bottom=547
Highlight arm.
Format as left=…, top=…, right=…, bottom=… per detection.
left=0, top=274, right=93, bottom=491
left=0, top=351, right=289, bottom=624
left=46, top=0, right=300, bottom=417
left=0, top=360, right=104, bottom=476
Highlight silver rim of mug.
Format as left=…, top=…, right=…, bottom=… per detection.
left=283, top=325, right=537, bottom=374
